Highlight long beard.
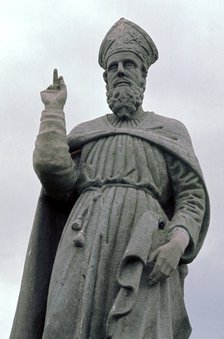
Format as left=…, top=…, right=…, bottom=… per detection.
left=106, top=81, right=144, bottom=119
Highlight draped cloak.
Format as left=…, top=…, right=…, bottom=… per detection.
left=10, top=111, right=210, bottom=339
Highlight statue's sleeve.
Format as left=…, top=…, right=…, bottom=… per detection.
left=33, top=109, right=79, bottom=201
left=165, top=153, right=206, bottom=260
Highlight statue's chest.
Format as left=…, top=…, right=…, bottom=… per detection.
left=78, top=134, right=168, bottom=187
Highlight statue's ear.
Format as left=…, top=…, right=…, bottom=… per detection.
left=103, top=71, right=108, bottom=83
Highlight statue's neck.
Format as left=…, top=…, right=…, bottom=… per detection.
left=114, top=105, right=145, bottom=120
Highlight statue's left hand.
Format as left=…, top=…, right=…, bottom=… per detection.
left=148, top=228, right=189, bottom=286
left=40, top=68, right=67, bottom=110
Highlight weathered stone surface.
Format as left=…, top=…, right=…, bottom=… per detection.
left=10, top=18, right=209, bottom=339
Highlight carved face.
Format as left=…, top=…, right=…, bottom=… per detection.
left=105, top=51, right=146, bottom=90
left=104, top=51, right=146, bottom=117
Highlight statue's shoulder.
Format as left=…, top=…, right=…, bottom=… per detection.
left=147, top=111, right=191, bottom=141
left=68, top=115, right=108, bottom=136
left=68, top=112, right=192, bottom=145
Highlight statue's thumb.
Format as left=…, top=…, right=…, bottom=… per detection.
left=148, top=248, right=160, bottom=263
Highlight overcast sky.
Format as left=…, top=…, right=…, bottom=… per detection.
left=1, top=0, right=224, bottom=338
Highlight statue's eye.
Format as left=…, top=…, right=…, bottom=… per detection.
left=108, top=63, right=117, bottom=72
left=124, top=61, right=135, bottom=69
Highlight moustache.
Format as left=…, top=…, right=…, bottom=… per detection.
left=112, top=78, right=132, bottom=88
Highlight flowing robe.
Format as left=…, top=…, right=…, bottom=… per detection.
left=11, top=110, right=208, bottom=339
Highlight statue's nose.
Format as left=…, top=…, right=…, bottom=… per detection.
left=117, top=62, right=125, bottom=77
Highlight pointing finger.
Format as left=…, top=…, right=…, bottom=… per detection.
left=53, top=68, right=59, bottom=86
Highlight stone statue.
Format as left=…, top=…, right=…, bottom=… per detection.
left=11, top=18, right=210, bottom=339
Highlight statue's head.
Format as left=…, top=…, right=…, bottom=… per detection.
left=99, top=18, right=158, bottom=118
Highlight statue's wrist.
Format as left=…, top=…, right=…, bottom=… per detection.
left=44, top=104, right=64, bottom=110
left=170, top=228, right=190, bottom=254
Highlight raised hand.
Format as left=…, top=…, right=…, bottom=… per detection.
left=40, top=69, right=67, bottom=110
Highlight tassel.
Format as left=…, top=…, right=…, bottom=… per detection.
left=73, top=231, right=86, bottom=248
left=71, top=217, right=82, bottom=231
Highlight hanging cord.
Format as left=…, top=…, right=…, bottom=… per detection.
left=71, top=190, right=102, bottom=248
